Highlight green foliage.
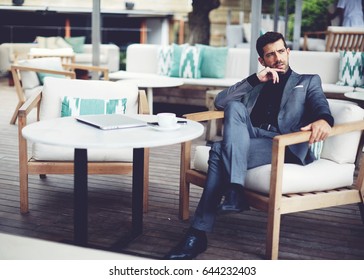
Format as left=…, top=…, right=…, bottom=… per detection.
left=287, top=0, right=336, bottom=40
left=119, top=51, right=126, bottom=71
left=268, top=0, right=336, bottom=40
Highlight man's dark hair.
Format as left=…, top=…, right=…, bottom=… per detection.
left=256, top=32, right=288, bottom=58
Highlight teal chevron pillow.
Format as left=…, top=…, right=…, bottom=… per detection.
left=197, top=44, right=228, bottom=78
left=179, top=45, right=203, bottom=79
left=61, top=96, right=127, bottom=117
left=336, top=51, right=364, bottom=87
left=157, top=45, right=173, bottom=76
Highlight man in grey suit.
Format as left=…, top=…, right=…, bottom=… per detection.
left=165, top=32, right=333, bottom=260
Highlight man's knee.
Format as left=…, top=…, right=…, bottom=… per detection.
left=210, top=141, right=222, bottom=156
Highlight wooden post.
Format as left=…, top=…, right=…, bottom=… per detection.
left=140, top=20, right=148, bottom=44
left=178, top=18, right=185, bottom=45
left=65, top=18, right=71, bottom=38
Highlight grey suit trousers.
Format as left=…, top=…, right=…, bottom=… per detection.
left=192, top=101, right=279, bottom=232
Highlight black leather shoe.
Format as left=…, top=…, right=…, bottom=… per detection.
left=165, top=230, right=207, bottom=260
left=218, top=185, right=250, bottom=215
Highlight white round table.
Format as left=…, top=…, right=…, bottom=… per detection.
left=22, top=114, right=204, bottom=246
left=116, top=76, right=184, bottom=114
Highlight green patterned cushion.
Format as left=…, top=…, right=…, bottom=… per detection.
left=37, top=73, right=66, bottom=85
left=197, top=44, right=228, bottom=78
left=157, top=45, right=173, bottom=76
left=179, top=45, right=203, bottom=79
left=61, top=96, right=127, bottom=117
left=310, top=141, right=323, bottom=160
left=336, top=51, right=364, bottom=87
left=169, top=44, right=185, bottom=77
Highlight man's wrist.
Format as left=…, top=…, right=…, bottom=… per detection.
left=247, top=74, right=261, bottom=87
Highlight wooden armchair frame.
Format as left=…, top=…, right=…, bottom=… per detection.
left=179, top=110, right=364, bottom=259
left=27, top=53, right=76, bottom=64
left=303, top=29, right=364, bottom=52
left=18, top=88, right=150, bottom=215
left=10, top=62, right=109, bottom=125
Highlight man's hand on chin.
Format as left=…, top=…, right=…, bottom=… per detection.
left=256, top=67, right=286, bottom=84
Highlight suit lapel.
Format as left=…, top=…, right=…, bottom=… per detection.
left=280, top=71, right=300, bottom=109
left=245, top=83, right=265, bottom=113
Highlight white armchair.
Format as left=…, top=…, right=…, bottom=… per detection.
left=18, top=77, right=150, bottom=214
left=10, top=57, right=109, bottom=124
left=179, top=99, right=364, bottom=259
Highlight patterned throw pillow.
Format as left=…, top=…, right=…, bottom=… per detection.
left=179, top=45, right=203, bottom=79
left=169, top=44, right=185, bottom=77
left=61, top=96, right=127, bottom=117
left=157, top=45, right=173, bottom=76
left=310, top=141, right=323, bottom=160
left=336, top=51, right=364, bottom=87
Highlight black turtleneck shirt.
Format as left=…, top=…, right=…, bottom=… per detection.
left=249, top=67, right=292, bottom=129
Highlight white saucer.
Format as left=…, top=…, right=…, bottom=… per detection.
left=149, top=124, right=181, bottom=132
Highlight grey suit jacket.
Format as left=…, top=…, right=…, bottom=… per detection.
left=214, top=70, right=333, bottom=165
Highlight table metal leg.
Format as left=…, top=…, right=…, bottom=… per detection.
left=73, top=147, right=144, bottom=248
left=74, top=148, right=88, bottom=247
left=131, top=147, right=144, bottom=237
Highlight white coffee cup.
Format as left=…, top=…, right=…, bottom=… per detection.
left=157, top=112, right=177, bottom=128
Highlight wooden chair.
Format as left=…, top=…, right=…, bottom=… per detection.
left=28, top=53, right=76, bottom=64
left=179, top=99, right=364, bottom=259
left=303, top=26, right=364, bottom=52
left=10, top=57, right=109, bottom=125
left=17, top=77, right=150, bottom=214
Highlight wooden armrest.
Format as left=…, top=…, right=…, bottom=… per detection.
left=11, top=64, right=76, bottom=78
left=62, top=63, right=109, bottom=80
left=269, top=120, right=364, bottom=198
left=18, top=92, right=41, bottom=119
left=274, top=120, right=364, bottom=148
left=183, top=110, right=224, bottom=122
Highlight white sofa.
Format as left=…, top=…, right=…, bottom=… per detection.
left=109, top=43, right=357, bottom=97
left=0, top=42, right=120, bottom=75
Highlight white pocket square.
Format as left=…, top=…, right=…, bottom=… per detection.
left=294, top=85, right=304, bottom=88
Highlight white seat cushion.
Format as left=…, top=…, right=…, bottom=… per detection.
left=192, top=99, right=364, bottom=194
left=192, top=145, right=354, bottom=194
left=245, top=160, right=354, bottom=194
left=24, top=86, right=42, bottom=100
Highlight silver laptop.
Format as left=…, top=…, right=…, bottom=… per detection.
left=76, top=114, right=147, bottom=130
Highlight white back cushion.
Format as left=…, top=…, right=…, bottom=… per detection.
left=19, top=57, right=63, bottom=90
left=321, top=99, right=364, bottom=164
left=126, top=44, right=159, bottom=73
left=289, top=51, right=340, bottom=84
left=224, top=48, right=250, bottom=79
left=39, top=77, right=139, bottom=120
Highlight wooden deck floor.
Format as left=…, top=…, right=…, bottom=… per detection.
left=0, top=77, right=363, bottom=260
